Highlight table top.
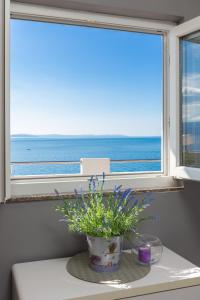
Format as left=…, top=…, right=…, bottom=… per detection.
left=12, top=247, right=200, bottom=300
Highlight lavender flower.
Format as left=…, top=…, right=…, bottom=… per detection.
left=88, top=175, right=94, bottom=190
left=101, top=172, right=105, bottom=190
left=121, top=188, right=132, bottom=200
left=55, top=173, right=156, bottom=238
left=55, top=189, right=60, bottom=197
left=117, top=188, right=132, bottom=211
left=114, top=185, right=122, bottom=193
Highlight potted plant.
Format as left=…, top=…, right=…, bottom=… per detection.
left=55, top=174, right=153, bottom=273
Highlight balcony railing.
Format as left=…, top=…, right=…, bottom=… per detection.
left=11, top=159, right=161, bottom=165
left=10, top=158, right=161, bottom=177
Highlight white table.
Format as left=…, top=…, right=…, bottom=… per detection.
left=12, top=247, right=200, bottom=300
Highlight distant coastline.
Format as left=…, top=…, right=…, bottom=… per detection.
left=11, top=134, right=161, bottom=139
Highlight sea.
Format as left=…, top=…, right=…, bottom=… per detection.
left=11, top=136, right=161, bottom=176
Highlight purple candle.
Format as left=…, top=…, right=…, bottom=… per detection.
left=138, top=246, right=151, bottom=263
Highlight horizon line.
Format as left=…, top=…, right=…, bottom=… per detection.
left=11, top=133, right=161, bottom=138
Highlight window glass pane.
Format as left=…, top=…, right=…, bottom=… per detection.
left=181, top=32, right=200, bottom=167
left=10, top=19, right=163, bottom=176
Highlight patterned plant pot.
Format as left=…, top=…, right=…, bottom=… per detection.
left=87, top=235, right=123, bottom=272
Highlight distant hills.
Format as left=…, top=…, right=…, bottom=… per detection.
left=12, top=134, right=130, bottom=138
left=11, top=134, right=160, bottom=139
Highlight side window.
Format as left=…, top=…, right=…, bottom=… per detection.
left=170, top=17, right=200, bottom=181
left=180, top=32, right=200, bottom=168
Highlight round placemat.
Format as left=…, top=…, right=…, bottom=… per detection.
left=67, top=251, right=150, bottom=284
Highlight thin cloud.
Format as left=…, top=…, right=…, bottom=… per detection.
left=182, top=73, right=200, bottom=96
left=183, top=102, right=200, bottom=122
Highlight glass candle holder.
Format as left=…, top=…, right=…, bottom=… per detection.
left=131, top=234, right=163, bottom=265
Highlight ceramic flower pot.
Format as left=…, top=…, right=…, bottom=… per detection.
left=86, top=235, right=123, bottom=272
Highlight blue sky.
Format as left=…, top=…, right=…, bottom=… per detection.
left=11, top=19, right=163, bottom=136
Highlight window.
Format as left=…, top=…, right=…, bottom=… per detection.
left=4, top=3, right=200, bottom=200
left=170, top=16, right=200, bottom=181
left=5, top=2, right=181, bottom=199
left=10, top=19, right=164, bottom=178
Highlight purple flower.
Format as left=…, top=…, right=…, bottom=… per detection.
left=88, top=176, right=97, bottom=192
left=117, top=188, right=132, bottom=211
left=102, top=172, right=105, bottom=182
left=114, top=185, right=122, bottom=200
left=101, top=172, right=106, bottom=190
left=88, top=176, right=94, bottom=190
left=114, top=185, right=122, bottom=193
left=92, top=177, right=96, bottom=192
left=55, top=189, right=60, bottom=196
left=122, top=194, right=138, bottom=211
left=121, top=188, right=132, bottom=200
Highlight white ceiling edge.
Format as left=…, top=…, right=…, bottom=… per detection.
left=11, top=0, right=183, bottom=23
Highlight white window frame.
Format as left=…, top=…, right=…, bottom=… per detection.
left=169, top=16, right=200, bottom=181
left=5, top=2, right=179, bottom=199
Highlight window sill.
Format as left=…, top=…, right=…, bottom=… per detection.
left=8, top=174, right=184, bottom=202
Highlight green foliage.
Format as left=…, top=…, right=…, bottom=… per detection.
left=55, top=175, right=153, bottom=238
